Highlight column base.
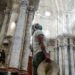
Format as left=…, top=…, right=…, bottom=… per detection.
left=19, top=70, right=29, bottom=75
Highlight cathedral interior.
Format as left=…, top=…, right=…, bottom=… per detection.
left=0, top=0, right=75, bottom=75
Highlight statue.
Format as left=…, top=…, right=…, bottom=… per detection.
left=32, top=23, right=59, bottom=75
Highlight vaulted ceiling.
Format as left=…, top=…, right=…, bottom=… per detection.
left=0, top=0, right=75, bottom=38
left=33, top=0, right=75, bottom=38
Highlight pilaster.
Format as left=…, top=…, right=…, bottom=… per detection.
left=9, top=0, right=29, bottom=68
left=0, top=8, right=10, bottom=45
left=21, top=4, right=35, bottom=71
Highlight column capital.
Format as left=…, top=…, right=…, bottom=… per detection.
left=27, top=5, right=35, bottom=12
left=63, top=37, right=68, bottom=45
left=12, top=3, right=19, bottom=12
left=69, top=38, right=73, bottom=46
left=19, top=0, right=29, bottom=7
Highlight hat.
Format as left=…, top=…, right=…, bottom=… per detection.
left=32, top=23, right=42, bottom=31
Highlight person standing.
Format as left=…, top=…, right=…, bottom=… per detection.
left=32, top=23, right=51, bottom=75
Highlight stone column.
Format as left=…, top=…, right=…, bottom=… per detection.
left=69, top=38, right=75, bottom=75
left=0, top=8, right=9, bottom=45
left=22, top=6, right=34, bottom=71
left=6, top=3, right=19, bottom=37
left=55, top=39, right=58, bottom=63
left=49, top=46, right=55, bottom=61
left=57, top=40, right=59, bottom=64
left=58, top=38, right=63, bottom=75
left=9, top=0, right=29, bottom=68
left=63, top=37, right=69, bottom=75
left=0, top=13, right=4, bottom=31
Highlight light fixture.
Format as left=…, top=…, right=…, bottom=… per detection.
left=45, top=11, right=51, bottom=17
left=10, top=22, right=16, bottom=30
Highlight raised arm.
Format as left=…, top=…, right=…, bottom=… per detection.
left=37, top=34, right=51, bottom=62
